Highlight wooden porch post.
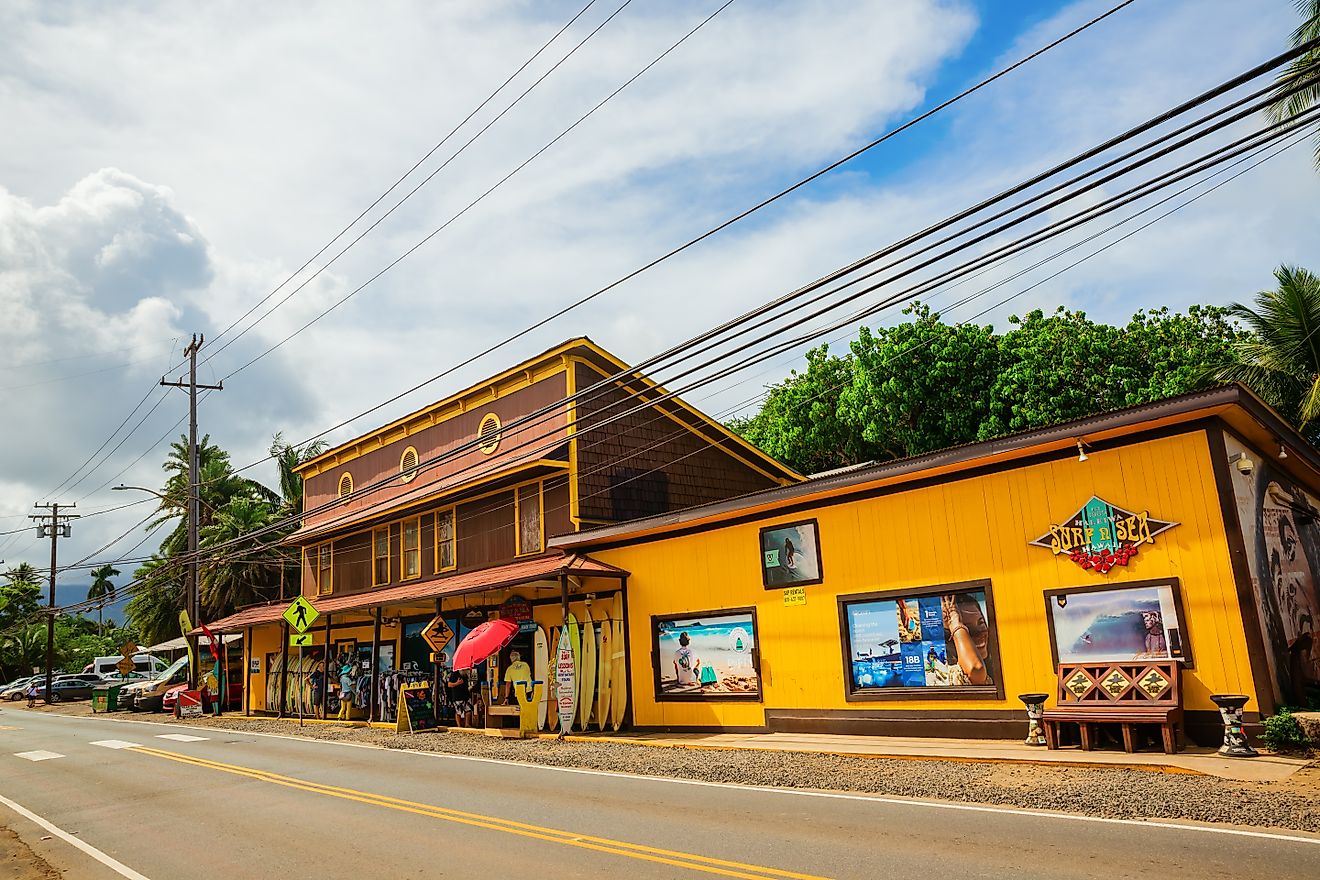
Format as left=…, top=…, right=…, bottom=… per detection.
left=369, top=607, right=382, bottom=723
left=244, top=626, right=253, bottom=716
left=322, top=612, right=332, bottom=718
left=278, top=621, right=290, bottom=718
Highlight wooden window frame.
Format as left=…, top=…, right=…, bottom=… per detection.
left=310, top=542, right=333, bottom=596
left=836, top=579, right=1004, bottom=703
left=650, top=606, right=762, bottom=704
left=514, top=481, right=545, bottom=557
left=434, top=507, right=457, bottom=574
left=372, top=527, right=390, bottom=587
left=1042, top=577, right=1194, bottom=670
left=401, top=516, right=422, bottom=581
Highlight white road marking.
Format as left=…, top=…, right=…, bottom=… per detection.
left=155, top=734, right=207, bottom=742
left=52, top=713, right=1320, bottom=847
left=13, top=750, right=63, bottom=762
left=89, top=739, right=140, bottom=750
left=0, top=791, right=152, bottom=880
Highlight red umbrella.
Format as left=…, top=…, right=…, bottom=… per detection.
left=452, top=618, right=519, bottom=670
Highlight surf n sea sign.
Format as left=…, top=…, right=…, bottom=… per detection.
left=1029, top=496, right=1177, bottom=574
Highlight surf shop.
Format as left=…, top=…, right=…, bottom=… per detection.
left=202, top=338, right=798, bottom=732
left=552, top=385, right=1320, bottom=747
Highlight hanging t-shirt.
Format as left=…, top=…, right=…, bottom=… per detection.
left=674, top=645, right=696, bottom=685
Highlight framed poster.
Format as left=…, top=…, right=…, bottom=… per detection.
left=759, top=519, right=824, bottom=588
left=838, top=580, right=1003, bottom=701
left=1043, top=579, right=1191, bottom=667
left=652, top=608, right=760, bottom=702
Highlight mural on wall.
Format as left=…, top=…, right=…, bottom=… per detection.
left=1045, top=584, right=1186, bottom=664
left=759, top=519, right=823, bottom=587
left=1224, top=435, right=1320, bottom=705
left=654, top=611, right=759, bottom=698
left=1029, top=496, right=1177, bottom=574
left=843, top=587, right=996, bottom=693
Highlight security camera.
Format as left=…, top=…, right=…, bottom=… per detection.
left=1230, top=452, right=1253, bottom=476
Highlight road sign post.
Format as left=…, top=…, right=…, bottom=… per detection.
left=281, top=597, right=319, bottom=729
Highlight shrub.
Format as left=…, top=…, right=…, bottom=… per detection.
left=1261, top=708, right=1309, bottom=751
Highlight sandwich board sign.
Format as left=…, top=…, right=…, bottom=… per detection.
left=283, top=596, right=319, bottom=633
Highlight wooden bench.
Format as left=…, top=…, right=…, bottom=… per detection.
left=1042, top=661, right=1183, bottom=754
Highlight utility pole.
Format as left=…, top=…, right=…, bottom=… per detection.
left=31, top=503, right=77, bottom=702
left=162, top=333, right=223, bottom=688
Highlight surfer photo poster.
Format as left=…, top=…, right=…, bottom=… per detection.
left=840, top=582, right=1000, bottom=698
left=653, top=608, right=760, bottom=701
left=1044, top=581, right=1189, bottom=666
left=760, top=519, right=823, bottom=588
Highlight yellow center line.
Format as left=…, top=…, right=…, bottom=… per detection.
left=130, top=746, right=830, bottom=880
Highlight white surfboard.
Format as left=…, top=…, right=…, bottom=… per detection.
left=534, top=626, right=549, bottom=731
left=546, top=625, right=560, bottom=733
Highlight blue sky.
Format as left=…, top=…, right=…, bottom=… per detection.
left=1, top=0, right=1316, bottom=599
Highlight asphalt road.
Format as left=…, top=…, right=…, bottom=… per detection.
left=0, top=710, right=1316, bottom=880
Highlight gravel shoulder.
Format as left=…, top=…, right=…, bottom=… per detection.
left=20, top=704, right=1320, bottom=834
left=0, top=825, right=59, bottom=880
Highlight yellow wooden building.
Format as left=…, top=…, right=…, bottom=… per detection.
left=552, top=385, right=1320, bottom=743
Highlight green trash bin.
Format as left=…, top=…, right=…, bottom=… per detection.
left=92, top=684, right=124, bottom=713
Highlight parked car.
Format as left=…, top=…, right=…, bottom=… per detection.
left=0, top=677, right=36, bottom=700
left=122, top=657, right=189, bottom=712
left=30, top=678, right=98, bottom=702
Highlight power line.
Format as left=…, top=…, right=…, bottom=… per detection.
left=215, top=0, right=1141, bottom=468
left=200, top=0, right=623, bottom=366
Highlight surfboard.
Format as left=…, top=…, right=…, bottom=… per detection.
left=546, top=625, right=560, bottom=732
left=596, top=597, right=613, bottom=732
left=567, top=614, right=580, bottom=730
left=579, top=614, right=596, bottom=732
left=534, top=626, right=549, bottom=731
left=611, top=617, right=627, bottom=731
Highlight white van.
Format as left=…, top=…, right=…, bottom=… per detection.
left=84, top=654, right=168, bottom=678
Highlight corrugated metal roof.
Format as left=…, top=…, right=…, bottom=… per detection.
left=202, top=553, right=626, bottom=632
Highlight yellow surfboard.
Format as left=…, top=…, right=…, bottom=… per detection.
left=578, top=611, right=596, bottom=732
left=596, top=597, right=613, bottom=732
left=611, top=617, right=627, bottom=731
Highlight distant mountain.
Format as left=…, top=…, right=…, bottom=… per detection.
left=50, top=582, right=131, bottom=628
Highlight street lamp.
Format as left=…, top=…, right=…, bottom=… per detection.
left=112, top=484, right=167, bottom=501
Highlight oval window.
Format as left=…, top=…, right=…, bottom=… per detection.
left=337, top=472, right=354, bottom=498
left=478, top=413, right=502, bottom=455
left=399, top=446, right=419, bottom=483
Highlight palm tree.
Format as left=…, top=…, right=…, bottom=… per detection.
left=1214, top=265, right=1320, bottom=430
left=198, top=496, right=286, bottom=616
left=87, top=564, right=120, bottom=635
left=125, top=555, right=184, bottom=648
left=270, top=432, right=329, bottom=516
left=2, top=624, right=51, bottom=679
left=1270, top=1, right=1320, bottom=167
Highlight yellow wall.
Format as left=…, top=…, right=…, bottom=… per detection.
left=591, top=430, right=1260, bottom=729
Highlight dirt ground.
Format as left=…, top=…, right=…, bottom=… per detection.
left=0, top=825, right=58, bottom=880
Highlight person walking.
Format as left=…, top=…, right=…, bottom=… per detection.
left=26, top=681, right=40, bottom=708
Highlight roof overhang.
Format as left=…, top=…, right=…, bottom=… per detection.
left=202, top=553, right=628, bottom=633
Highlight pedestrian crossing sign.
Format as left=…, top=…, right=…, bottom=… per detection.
left=283, top=596, right=319, bottom=633
left=290, top=632, right=314, bottom=648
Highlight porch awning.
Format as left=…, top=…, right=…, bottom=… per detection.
left=200, top=553, right=627, bottom=633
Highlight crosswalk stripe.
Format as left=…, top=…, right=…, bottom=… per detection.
left=14, top=750, right=63, bottom=761
left=90, top=740, right=140, bottom=750
left=156, top=734, right=208, bottom=742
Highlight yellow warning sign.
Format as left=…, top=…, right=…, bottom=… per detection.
left=283, top=596, right=319, bottom=633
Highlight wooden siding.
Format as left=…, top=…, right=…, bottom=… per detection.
left=302, top=372, right=568, bottom=530
left=573, top=362, right=780, bottom=522
left=457, top=490, right=516, bottom=571
left=589, top=430, right=1260, bottom=729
